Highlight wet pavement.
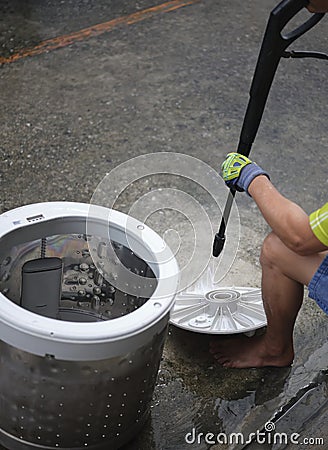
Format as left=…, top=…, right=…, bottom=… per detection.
left=1, top=0, right=328, bottom=449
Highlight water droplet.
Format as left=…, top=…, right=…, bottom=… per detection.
left=94, top=272, right=103, bottom=286
left=97, top=242, right=107, bottom=259
left=108, top=286, right=116, bottom=294
left=2, top=256, right=11, bottom=266
left=1, top=273, right=10, bottom=282
left=79, top=263, right=89, bottom=272
left=91, top=296, right=101, bottom=311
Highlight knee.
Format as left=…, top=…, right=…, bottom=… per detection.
left=260, top=232, right=283, bottom=270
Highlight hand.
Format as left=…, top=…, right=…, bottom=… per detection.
left=221, top=152, right=269, bottom=194
left=307, top=0, right=328, bottom=13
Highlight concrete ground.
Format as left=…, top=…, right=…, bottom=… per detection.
left=1, top=0, right=327, bottom=449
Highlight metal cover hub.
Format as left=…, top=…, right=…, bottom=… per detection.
left=170, top=286, right=267, bottom=334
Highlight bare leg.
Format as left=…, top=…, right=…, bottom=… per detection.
left=210, top=232, right=327, bottom=368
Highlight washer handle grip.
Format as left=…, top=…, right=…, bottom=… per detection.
left=278, top=2, right=324, bottom=45
left=237, top=0, right=324, bottom=156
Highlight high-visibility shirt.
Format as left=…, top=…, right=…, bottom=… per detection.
left=309, top=202, right=328, bottom=246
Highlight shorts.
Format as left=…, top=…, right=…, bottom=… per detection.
left=308, top=254, right=328, bottom=315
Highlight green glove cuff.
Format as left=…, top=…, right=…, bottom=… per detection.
left=221, top=153, right=252, bottom=181
left=221, top=152, right=270, bottom=194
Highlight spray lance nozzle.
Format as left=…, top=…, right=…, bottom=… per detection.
left=212, top=233, right=225, bottom=258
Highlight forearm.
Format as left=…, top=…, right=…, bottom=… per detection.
left=248, top=176, right=324, bottom=255
left=220, top=152, right=326, bottom=255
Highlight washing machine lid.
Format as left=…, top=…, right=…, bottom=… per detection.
left=170, top=286, right=267, bottom=334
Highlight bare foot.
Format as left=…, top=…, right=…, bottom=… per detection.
left=209, top=334, right=294, bottom=368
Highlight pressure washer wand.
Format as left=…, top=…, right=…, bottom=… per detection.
left=213, top=0, right=325, bottom=257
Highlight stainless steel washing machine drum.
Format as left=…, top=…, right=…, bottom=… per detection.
left=0, top=202, right=179, bottom=450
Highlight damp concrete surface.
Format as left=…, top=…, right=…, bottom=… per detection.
left=1, top=0, right=328, bottom=449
